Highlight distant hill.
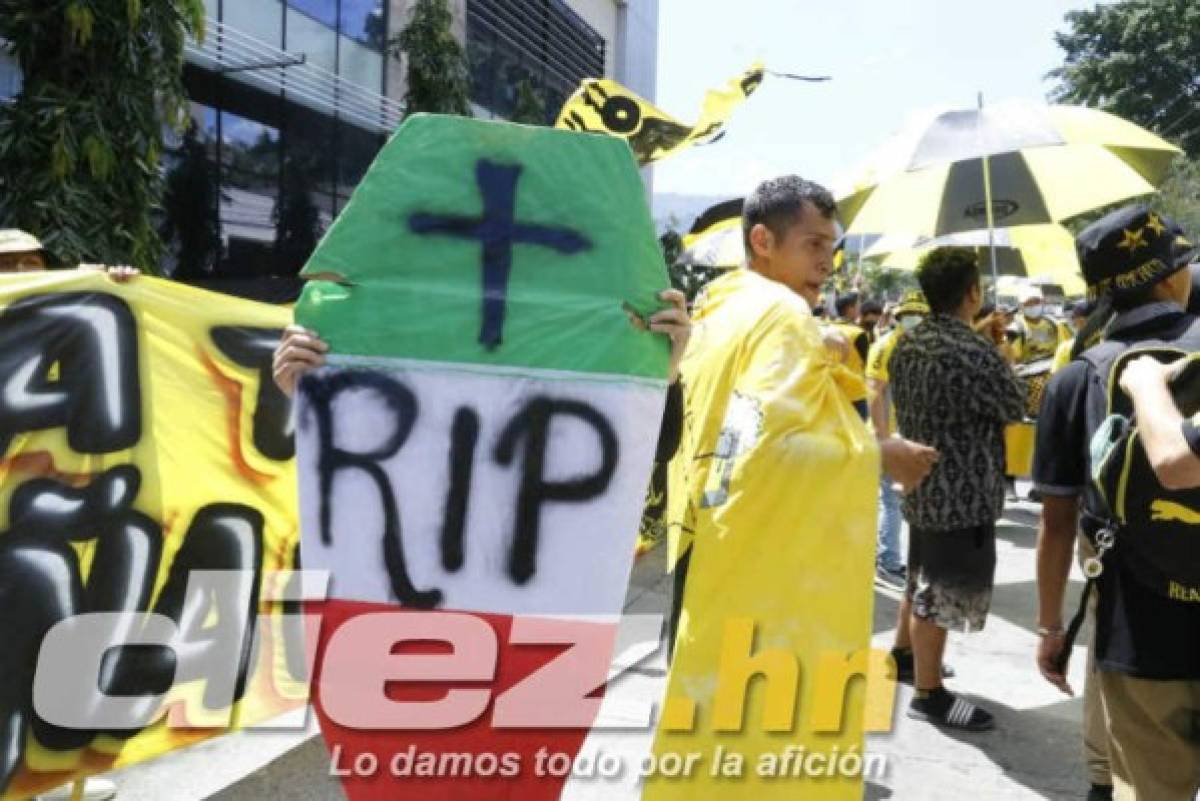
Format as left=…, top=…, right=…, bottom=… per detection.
left=652, top=193, right=736, bottom=234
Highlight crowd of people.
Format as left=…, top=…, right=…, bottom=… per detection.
left=5, top=171, right=1200, bottom=801
left=625, top=181, right=1200, bottom=801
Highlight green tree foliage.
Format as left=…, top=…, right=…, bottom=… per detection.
left=1050, top=1, right=1200, bottom=233
left=1157, top=155, right=1200, bottom=236
left=161, top=122, right=222, bottom=279
left=848, top=260, right=916, bottom=301
left=0, top=0, right=205, bottom=269
left=390, top=0, right=472, bottom=116
left=668, top=259, right=724, bottom=304
left=1049, top=0, right=1200, bottom=158
left=509, top=78, right=547, bottom=126
left=659, top=219, right=724, bottom=303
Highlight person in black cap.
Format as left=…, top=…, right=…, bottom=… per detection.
left=1034, top=204, right=1200, bottom=801
left=1112, top=235, right=1200, bottom=492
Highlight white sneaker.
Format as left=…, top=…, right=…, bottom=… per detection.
left=37, top=776, right=117, bottom=801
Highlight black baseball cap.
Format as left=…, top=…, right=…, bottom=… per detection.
left=1076, top=205, right=1192, bottom=300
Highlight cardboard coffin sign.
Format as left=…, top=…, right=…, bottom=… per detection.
left=294, top=115, right=669, bottom=800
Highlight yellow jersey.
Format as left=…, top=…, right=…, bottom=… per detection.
left=867, top=328, right=903, bottom=383
left=1013, top=315, right=1068, bottom=365
left=866, top=328, right=904, bottom=434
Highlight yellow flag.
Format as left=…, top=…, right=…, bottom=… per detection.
left=649, top=268, right=881, bottom=801
left=556, top=63, right=766, bottom=165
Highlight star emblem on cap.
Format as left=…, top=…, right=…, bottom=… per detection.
left=1145, top=213, right=1167, bottom=237
left=1117, top=227, right=1148, bottom=253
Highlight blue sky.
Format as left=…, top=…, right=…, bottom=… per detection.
left=652, top=0, right=1094, bottom=199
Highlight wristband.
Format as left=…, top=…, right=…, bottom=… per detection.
left=1036, top=625, right=1065, bottom=638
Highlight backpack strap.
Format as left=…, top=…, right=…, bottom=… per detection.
left=1055, top=581, right=1093, bottom=674
left=1051, top=341, right=1128, bottom=673
left=1054, top=525, right=1118, bottom=674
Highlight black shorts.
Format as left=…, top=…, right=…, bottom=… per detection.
left=906, top=524, right=997, bottom=633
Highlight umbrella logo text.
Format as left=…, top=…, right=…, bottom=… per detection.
left=965, top=199, right=1019, bottom=223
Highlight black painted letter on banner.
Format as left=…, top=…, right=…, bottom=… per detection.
left=211, top=326, right=295, bottom=461
left=0, top=292, right=140, bottom=454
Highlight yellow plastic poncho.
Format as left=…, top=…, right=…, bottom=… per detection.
left=647, top=268, right=880, bottom=801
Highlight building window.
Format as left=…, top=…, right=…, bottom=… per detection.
left=224, top=0, right=284, bottom=49
left=466, top=0, right=606, bottom=122
left=286, top=6, right=338, bottom=73
left=174, top=0, right=393, bottom=277
left=340, top=37, right=383, bottom=92
left=219, top=111, right=282, bottom=277
left=340, top=0, right=386, bottom=50
left=283, top=0, right=385, bottom=54
left=286, top=0, right=337, bottom=30
left=337, top=121, right=384, bottom=201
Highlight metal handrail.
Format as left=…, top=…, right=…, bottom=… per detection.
left=185, top=18, right=405, bottom=134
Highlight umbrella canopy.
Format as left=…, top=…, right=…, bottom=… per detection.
left=864, top=224, right=1085, bottom=295
left=837, top=101, right=1181, bottom=239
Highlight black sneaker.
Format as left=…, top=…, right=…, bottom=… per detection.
left=1086, top=785, right=1113, bottom=801
left=889, top=649, right=956, bottom=683
left=875, top=564, right=906, bottom=591
left=907, top=688, right=994, bottom=731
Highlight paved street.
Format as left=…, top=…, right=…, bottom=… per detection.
left=105, top=488, right=1098, bottom=801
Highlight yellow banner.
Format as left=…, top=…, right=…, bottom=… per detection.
left=556, top=63, right=766, bottom=165
left=0, top=272, right=304, bottom=800
left=649, top=268, right=880, bottom=800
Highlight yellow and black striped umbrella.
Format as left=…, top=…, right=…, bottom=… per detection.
left=863, top=224, right=1085, bottom=294
left=837, top=101, right=1180, bottom=239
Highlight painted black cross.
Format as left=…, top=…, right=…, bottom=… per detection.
left=409, top=159, right=592, bottom=350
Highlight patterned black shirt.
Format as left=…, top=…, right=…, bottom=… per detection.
left=890, top=314, right=1026, bottom=530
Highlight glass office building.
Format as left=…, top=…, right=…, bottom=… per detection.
left=465, top=0, right=607, bottom=123
left=1, top=0, right=658, bottom=281
left=174, top=0, right=397, bottom=279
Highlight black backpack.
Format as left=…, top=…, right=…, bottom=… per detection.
left=1084, top=341, right=1200, bottom=601
left=1055, top=331, right=1200, bottom=673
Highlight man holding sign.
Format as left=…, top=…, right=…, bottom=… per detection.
left=272, top=113, right=691, bottom=801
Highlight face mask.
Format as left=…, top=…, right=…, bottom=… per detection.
left=861, top=319, right=877, bottom=336
left=1024, top=304, right=1044, bottom=319
left=899, top=315, right=922, bottom=332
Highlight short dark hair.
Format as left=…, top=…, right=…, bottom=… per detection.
left=835, top=292, right=860, bottom=318
left=860, top=299, right=883, bottom=317
left=742, top=175, right=837, bottom=253
left=916, top=247, right=981, bottom=315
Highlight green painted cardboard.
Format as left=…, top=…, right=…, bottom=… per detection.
left=296, top=114, right=670, bottom=380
